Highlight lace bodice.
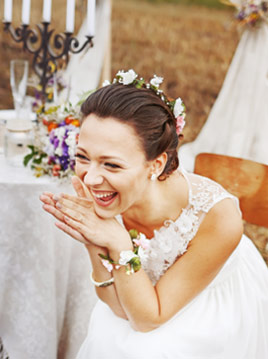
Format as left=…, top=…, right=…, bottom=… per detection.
left=132, top=170, right=240, bottom=285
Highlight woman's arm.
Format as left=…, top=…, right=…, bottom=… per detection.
left=113, top=198, right=243, bottom=331
left=40, top=181, right=128, bottom=319
left=55, top=193, right=243, bottom=332
left=84, top=242, right=128, bottom=319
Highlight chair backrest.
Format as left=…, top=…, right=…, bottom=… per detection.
left=194, top=153, right=268, bottom=228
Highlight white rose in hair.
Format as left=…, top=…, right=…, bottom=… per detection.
left=102, top=80, right=111, bottom=87
left=117, top=69, right=137, bottom=85
left=150, top=75, right=163, bottom=88
left=173, top=98, right=184, bottom=118
left=119, top=250, right=138, bottom=265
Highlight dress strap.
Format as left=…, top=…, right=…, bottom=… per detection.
left=180, top=169, right=242, bottom=217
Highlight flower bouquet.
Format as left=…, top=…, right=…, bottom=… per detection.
left=222, top=0, right=268, bottom=27
left=24, top=102, right=81, bottom=178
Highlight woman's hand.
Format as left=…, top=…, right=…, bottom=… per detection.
left=40, top=196, right=89, bottom=246
left=40, top=176, right=132, bottom=251
left=53, top=197, right=132, bottom=252
left=40, top=176, right=95, bottom=245
left=40, top=177, right=130, bottom=320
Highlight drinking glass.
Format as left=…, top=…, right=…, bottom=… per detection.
left=10, top=60, right=29, bottom=120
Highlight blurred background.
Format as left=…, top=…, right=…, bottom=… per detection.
left=0, top=0, right=238, bottom=144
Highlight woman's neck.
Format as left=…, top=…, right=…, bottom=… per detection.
left=122, top=171, right=189, bottom=238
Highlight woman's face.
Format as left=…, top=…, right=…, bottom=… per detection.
left=75, top=114, right=152, bottom=218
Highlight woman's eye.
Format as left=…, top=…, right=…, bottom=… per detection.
left=75, top=154, right=89, bottom=161
left=104, top=162, right=121, bottom=169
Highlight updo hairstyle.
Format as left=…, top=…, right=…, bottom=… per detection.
left=81, top=83, right=180, bottom=180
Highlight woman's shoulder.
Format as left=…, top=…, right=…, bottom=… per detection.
left=180, top=168, right=241, bottom=216
left=194, top=195, right=244, bottom=258
left=180, top=168, right=243, bottom=246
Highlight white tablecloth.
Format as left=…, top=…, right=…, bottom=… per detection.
left=0, top=155, right=97, bottom=359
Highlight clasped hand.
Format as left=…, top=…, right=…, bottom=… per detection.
left=40, top=176, right=132, bottom=252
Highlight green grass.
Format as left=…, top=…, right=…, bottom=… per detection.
left=143, top=0, right=227, bottom=9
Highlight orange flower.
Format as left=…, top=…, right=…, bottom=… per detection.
left=65, top=116, right=80, bottom=127
left=70, top=119, right=80, bottom=127
left=47, top=122, right=58, bottom=132
left=65, top=115, right=75, bottom=125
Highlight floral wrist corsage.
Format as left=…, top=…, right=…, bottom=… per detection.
left=99, top=229, right=150, bottom=275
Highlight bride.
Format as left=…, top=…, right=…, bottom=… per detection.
left=40, top=70, right=268, bottom=358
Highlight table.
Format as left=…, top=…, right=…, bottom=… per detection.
left=0, top=155, right=97, bottom=359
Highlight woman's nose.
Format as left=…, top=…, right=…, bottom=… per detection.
left=83, top=167, right=104, bottom=186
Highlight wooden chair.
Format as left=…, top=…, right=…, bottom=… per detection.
left=194, top=153, right=268, bottom=228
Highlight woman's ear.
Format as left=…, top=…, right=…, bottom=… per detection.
left=149, top=152, right=168, bottom=178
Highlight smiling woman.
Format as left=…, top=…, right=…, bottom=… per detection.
left=40, top=70, right=268, bottom=359
left=75, top=115, right=151, bottom=218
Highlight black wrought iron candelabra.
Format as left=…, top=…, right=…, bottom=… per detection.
left=3, top=21, right=93, bottom=101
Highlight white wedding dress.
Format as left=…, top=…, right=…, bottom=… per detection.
left=77, top=170, right=268, bottom=359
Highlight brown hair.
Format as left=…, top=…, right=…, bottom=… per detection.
left=81, top=83, right=180, bottom=180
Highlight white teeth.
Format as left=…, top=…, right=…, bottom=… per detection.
left=94, top=192, right=115, bottom=199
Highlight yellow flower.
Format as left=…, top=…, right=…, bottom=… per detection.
left=45, top=106, right=58, bottom=115
left=34, top=167, right=44, bottom=177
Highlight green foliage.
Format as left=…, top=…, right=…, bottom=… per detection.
left=23, top=145, right=47, bottom=167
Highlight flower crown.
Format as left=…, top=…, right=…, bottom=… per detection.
left=102, top=69, right=186, bottom=135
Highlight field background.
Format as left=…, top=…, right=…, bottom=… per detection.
left=0, top=0, right=267, bottom=261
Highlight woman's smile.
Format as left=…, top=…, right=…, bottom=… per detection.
left=91, top=190, right=118, bottom=207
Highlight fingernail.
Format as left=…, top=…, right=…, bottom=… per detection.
left=53, top=195, right=59, bottom=201
left=56, top=202, right=62, bottom=209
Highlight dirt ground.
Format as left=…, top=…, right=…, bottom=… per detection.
left=0, top=0, right=267, bottom=262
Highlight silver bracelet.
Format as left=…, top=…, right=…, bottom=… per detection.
left=90, top=271, right=114, bottom=287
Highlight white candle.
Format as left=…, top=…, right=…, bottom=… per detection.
left=87, top=0, right=95, bottom=37
left=42, top=0, right=52, bottom=23
left=4, top=0, right=13, bottom=22
left=66, top=0, right=75, bottom=33
left=22, top=0, right=31, bottom=25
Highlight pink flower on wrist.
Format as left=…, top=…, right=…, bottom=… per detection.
left=133, top=233, right=150, bottom=250
left=101, top=258, right=114, bottom=273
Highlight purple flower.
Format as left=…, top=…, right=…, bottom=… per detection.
left=236, top=10, right=246, bottom=20
left=47, top=77, right=55, bottom=86
left=59, top=156, right=69, bottom=170
left=50, top=135, right=60, bottom=149
left=59, top=120, right=66, bottom=127
left=70, top=159, right=75, bottom=170
left=62, top=141, right=69, bottom=156
left=34, top=89, right=42, bottom=100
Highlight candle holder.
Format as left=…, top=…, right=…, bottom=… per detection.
left=3, top=21, right=93, bottom=101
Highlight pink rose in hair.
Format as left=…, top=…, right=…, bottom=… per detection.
left=176, top=115, right=186, bottom=135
